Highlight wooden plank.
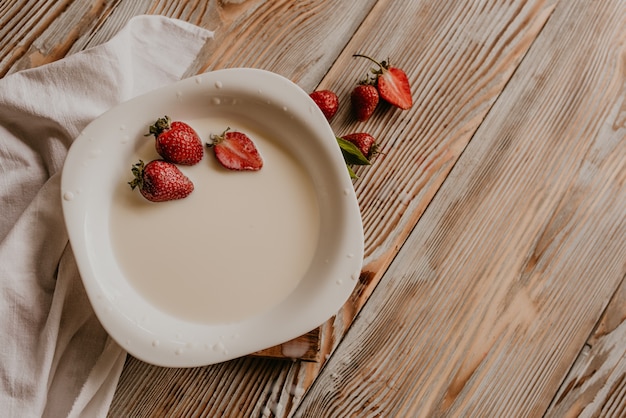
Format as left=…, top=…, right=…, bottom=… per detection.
left=546, top=277, right=626, bottom=417
left=299, top=0, right=558, bottom=363
left=252, top=329, right=321, bottom=362
left=294, top=0, right=626, bottom=415
left=0, top=0, right=122, bottom=76
left=109, top=0, right=558, bottom=415
left=187, top=0, right=377, bottom=91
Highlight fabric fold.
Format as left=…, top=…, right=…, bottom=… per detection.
left=0, top=15, right=213, bottom=417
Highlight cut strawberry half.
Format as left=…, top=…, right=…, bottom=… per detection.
left=207, top=128, right=263, bottom=171
left=353, top=54, right=413, bottom=110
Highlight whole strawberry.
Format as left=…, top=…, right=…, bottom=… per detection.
left=309, top=90, right=339, bottom=120
left=146, top=116, right=204, bottom=165
left=341, top=133, right=378, bottom=159
left=351, top=84, right=379, bottom=122
left=354, top=54, right=413, bottom=110
left=207, top=128, right=263, bottom=171
left=128, top=159, right=194, bottom=202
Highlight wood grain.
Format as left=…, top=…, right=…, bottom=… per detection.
left=0, top=0, right=122, bottom=76
left=109, top=0, right=561, bottom=415
left=547, top=278, right=626, bottom=417
left=295, top=0, right=626, bottom=415
left=311, top=0, right=558, bottom=358
left=2, top=0, right=625, bottom=416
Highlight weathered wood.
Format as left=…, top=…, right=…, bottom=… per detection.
left=252, top=329, right=321, bottom=362
left=546, top=278, right=626, bottom=417
left=0, top=0, right=122, bottom=76
left=296, top=0, right=626, bottom=415
left=310, top=0, right=558, bottom=364
left=3, top=0, right=625, bottom=416
left=110, top=0, right=559, bottom=415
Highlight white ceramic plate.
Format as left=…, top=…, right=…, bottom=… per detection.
left=61, top=68, right=363, bottom=367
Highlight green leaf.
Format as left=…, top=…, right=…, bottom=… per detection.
left=336, top=137, right=370, bottom=166
left=346, top=164, right=358, bottom=179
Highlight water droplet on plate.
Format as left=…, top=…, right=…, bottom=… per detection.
left=175, top=348, right=183, bottom=355
left=214, top=80, right=223, bottom=89
left=336, top=279, right=343, bottom=285
left=63, top=191, right=74, bottom=201
left=152, top=340, right=160, bottom=347
left=212, top=97, right=221, bottom=105
left=195, top=76, right=203, bottom=84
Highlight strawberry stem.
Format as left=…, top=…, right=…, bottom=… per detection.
left=353, top=54, right=390, bottom=71
left=206, top=127, right=231, bottom=147
left=128, top=160, right=145, bottom=190
left=146, top=116, right=171, bottom=137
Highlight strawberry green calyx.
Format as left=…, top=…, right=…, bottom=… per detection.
left=206, top=127, right=231, bottom=147
left=353, top=54, right=389, bottom=79
left=146, top=116, right=172, bottom=137
left=128, top=160, right=146, bottom=190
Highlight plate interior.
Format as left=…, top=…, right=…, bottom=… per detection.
left=61, top=68, right=363, bottom=367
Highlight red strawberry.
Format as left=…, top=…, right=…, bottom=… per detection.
left=341, top=133, right=378, bottom=159
left=128, top=160, right=194, bottom=202
left=351, top=84, right=379, bottom=121
left=146, top=116, right=204, bottom=165
left=354, top=54, right=412, bottom=110
left=207, top=129, right=263, bottom=171
left=309, top=90, right=339, bottom=120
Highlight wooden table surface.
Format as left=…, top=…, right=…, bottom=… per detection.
left=3, top=0, right=625, bottom=416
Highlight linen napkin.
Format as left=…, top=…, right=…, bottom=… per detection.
left=0, top=15, right=214, bottom=417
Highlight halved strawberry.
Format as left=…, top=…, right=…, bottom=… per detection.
left=353, top=54, right=413, bottom=110
left=128, top=159, right=194, bottom=202
left=207, top=128, right=263, bottom=171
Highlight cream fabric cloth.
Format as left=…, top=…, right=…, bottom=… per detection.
left=0, top=15, right=213, bottom=417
